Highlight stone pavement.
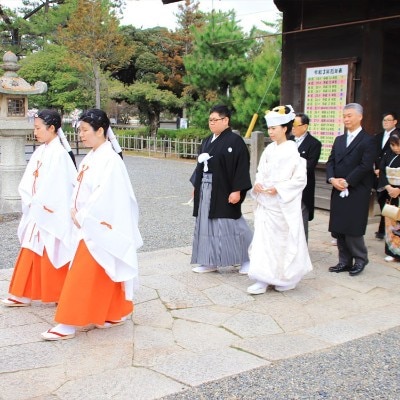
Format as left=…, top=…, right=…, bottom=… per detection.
left=1, top=201, right=400, bottom=400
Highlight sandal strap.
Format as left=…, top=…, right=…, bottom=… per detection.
left=47, top=329, right=69, bottom=338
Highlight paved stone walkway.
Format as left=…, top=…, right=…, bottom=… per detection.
left=1, top=200, right=400, bottom=400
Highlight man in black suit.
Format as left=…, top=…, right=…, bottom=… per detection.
left=292, top=113, right=322, bottom=241
left=374, top=112, right=399, bottom=239
left=326, top=103, right=376, bottom=276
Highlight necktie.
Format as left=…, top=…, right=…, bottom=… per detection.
left=382, top=132, right=389, bottom=149
left=347, top=134, right=354, bottom=147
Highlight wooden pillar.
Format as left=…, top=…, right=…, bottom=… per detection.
left=250, top=131, right=266, bottom=182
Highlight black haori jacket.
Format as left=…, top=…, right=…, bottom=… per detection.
left=191, top=128, right=252, bottom=220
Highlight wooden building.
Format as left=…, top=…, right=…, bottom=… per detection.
left=275, top=0, right=400, bottom=134
left=274, top=0, right=400, bottom=209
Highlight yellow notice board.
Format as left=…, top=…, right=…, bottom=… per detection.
left=304, top=64, right=348, bottom=162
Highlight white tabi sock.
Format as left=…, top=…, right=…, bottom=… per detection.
left=53, top=324, right=76, bottom=335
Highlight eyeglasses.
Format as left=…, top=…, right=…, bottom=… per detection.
left=208, top=117, right=225, bottom=123
left=383, top=119, right=394, bottom=122
left=293, top=123, right=306, bottom=127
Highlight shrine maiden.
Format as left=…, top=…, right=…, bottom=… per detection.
left=2, top=109, right=76, bottom=307
left=42, top=109, right=142, bottom=341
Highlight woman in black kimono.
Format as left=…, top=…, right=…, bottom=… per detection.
left=378, top=131, right=400, bottom=262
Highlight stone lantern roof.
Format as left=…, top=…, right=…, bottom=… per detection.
left=0, top=51, right=47, bottom=95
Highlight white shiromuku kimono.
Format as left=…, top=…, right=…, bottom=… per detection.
left=72, top=141, right=143, bottom=300
left=18, top=137, right=76, bottom=268
left=248, top=140, right=313, bottom=287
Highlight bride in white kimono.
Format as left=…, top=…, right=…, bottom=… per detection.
left=247, top=105, right=313, bottom=295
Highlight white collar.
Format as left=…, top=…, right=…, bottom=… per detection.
left=347, top=126, right=362, bottom=136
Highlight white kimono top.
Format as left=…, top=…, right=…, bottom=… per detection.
left=248, top=140, right=313, bottom=286
left=18, top=137, right=77, bottom=268
left=72, top=141, right=143, bottom=300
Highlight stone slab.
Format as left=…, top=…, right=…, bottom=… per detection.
left=133, top=325, right=182, bottom=367
left=55, top=367, right=188, bottom=400
left=172, top=319, right=239, bottom=352
left=152, top=347, right=269, bottom=386
left=222, top=310, right=283, bottom=337
left=234, top=333, right=332, bottom=361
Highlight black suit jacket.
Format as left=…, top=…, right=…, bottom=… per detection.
left=374, top=128, right=400, bottom=169
left=326, top=129, right=376, bottom=236
left=374, top=128, right=400, bottom=196
left=291, top=133, right=322, bottom=220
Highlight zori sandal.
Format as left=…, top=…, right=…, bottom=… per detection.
left=95, top=320, right=126, bottom=329
left=1, top=298, right=31, bottom=307
left=41, top=328, right=75, bottom=341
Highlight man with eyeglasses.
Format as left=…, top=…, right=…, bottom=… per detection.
left=291, top=113, right=322, bottom=241
left=374, top=112, right=399, bottom=240
left=190, top=105, right=253, bottom=274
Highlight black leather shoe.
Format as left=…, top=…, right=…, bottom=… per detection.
left=349, top=263, right=366, bottom=276
left=329, top=263, right=351, bottom=273
left=375, top=232, right=384, bottom=240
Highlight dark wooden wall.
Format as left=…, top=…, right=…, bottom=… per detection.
left=274, top=0, right=400, bottom=135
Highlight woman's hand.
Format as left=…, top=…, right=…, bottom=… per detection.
left=253, top=183, right=276, bottom=195
left=253, top=183, right=265, bottom=194
left=264, top=187, right=277, bottom=195
left=388, top=186, right=400, bottom=199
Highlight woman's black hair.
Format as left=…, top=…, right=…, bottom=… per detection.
left=36, top=109, right=61, bottom=131
left=282, top=106, right=294, bottom=137
left=389, top=131, right=400, bottom=146
left=79, top=109, right=110, bottom=137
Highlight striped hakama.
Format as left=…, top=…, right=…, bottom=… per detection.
left=191, top=173, right=252, bottom=266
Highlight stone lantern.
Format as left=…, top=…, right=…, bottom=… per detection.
left=0, top=51, right=47, bottom=214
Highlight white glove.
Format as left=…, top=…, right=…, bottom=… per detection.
left=339, top=189, right=349, bottom=198
left=198, top=153, right=213, bottom=172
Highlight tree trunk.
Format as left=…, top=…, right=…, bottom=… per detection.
left=94, top=63, right=101, bottom=108
left=148, top=111, right=160, bottom=136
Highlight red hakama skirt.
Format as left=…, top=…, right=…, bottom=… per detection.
left=8, top=247, right=68, bottom=302
left=55, top=240, right=134, bottom=326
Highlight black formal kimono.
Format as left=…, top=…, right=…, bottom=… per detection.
left=378, top=151, right=400, bottom=260
left=374, top=128, right=400, bottom=235
left=296, top=133, right=322, bottom=221
left=190, top=127, right=253, bottom=267
left=192, top=128, right=252, bottom=219
left=326, top=129, right=376, bottom=236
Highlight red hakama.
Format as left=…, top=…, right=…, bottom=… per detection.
left=8, top=248, right=68, bottom=302
left=55, top=240, right=133, bottom=326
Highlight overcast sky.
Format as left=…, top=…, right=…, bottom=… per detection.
left=1, top=0, right=280, bottom=31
